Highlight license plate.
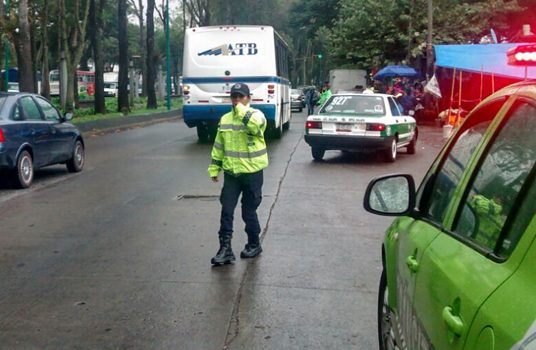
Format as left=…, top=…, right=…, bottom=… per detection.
left=336, top=123, right=352, bottom=132
left=354, top=123, right=366, bottom=131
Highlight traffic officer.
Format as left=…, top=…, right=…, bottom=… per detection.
left=208, top=83, right=268, bottom=265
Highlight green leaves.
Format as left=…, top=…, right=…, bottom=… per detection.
left=321, top=0, right=526, bottom=69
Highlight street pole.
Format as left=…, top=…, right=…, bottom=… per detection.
left=3, top=0, right=10, bottom=91
left=303, top=57, right=306, bottom=86
left=426, top=0, right=433, bottom=80
left=129, top=60, right=135, bottom=107
left=60, top=52, right=68, bottom=108
left=304, top=40, right=311, bottom=86
left=165, top=0, right=171, bottom=111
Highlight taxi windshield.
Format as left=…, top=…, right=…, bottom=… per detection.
left=319, top=95, right=386, bottom=116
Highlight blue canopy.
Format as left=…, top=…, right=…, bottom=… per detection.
left=372, top=65, right=421, bottom=80
left=434, top=43, right=536, bottom=79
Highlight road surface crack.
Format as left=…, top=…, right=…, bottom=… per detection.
left=222, top=134, right=303, bottom=349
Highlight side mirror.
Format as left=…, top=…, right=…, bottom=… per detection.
left=64, top=112, right=73, bottom=121
left=363, top=174, right=416, bottom=216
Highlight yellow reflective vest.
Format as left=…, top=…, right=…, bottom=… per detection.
left=208, top=103, right=268, bottom=177
left=317, top=88, right=332, bottom=106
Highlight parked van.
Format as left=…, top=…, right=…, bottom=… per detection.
left=103, top=72, right=119, bottom=97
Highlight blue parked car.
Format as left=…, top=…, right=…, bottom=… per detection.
left=0, top=92, right=85, bottom=188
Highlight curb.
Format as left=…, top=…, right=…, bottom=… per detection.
left=77, top=109, right=183, bottom=137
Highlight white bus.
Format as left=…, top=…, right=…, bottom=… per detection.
left=182, top=25, right=291, bottom=141
left=49, top=69, right=95, bottom=96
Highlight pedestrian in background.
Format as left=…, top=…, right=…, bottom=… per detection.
left=317, top=83, right=332, bottom=107
left=305, top=87, right=317, bottom=115
left=208, top=83, right=268, bottom=266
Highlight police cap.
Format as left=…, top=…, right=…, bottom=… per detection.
left=230, top=83, right=250, bottom=97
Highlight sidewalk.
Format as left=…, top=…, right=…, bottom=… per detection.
left=76, top=108, right=182, bottom=136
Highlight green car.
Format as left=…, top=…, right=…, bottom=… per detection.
left=364, top=81, right=536, bottom=350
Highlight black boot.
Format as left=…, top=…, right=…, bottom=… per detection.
left=240, top=235, right=262, bottom=259
left=211, top=236, right=235, bottom=265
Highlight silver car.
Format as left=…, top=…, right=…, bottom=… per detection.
left=290, top=89, right=304, bottom=112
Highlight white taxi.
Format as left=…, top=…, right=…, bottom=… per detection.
left=304, top=93, right=418, bottom=162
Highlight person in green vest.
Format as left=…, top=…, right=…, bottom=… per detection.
left=469, top=194, right=504, bottom=248
left=208, top=83, right=268, bottom=265
left=316, top=83, right=332, bottom=106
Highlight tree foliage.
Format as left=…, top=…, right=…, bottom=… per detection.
left=0, top=0, right=533, bottom=102
left=323, top=0, right=526, bottom=69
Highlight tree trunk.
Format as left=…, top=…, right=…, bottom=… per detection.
left=16, top=0, right=34, bottom=92
left=59, top=0, right=91, bottom=112
left=91, top=0, right=105, bottom=113
left=137, top=0, right=147, bottom=96
left=40, top=0, right=50, bottom=99
left=117, top=0, right=130, bottom=113
left=30, top=15, right=39, bottom=93
left=146, top=0, right=157, bottom=109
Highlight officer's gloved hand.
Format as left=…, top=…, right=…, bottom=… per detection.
left=234, top=102, right=248, bottom=118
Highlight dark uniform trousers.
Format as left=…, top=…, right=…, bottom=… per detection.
left=219, top=170, right=263, bottom=243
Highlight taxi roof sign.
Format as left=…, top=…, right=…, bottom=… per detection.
left=507, top=44, right=536, bottom=66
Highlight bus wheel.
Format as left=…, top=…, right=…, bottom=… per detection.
left=208, top=124, right=218, bottom=141
left=197, top=125, right=209, bottom=143
left=283, top=119, right=290, bottom=131
left=273, top=119, right=283, bottom=139
left=272, top=110, right=283, bottom=139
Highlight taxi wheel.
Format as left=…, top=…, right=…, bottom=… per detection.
left=378, top=269, right=401, bottom=350
left=384, top=139, right=397, bottom=162
left=311, top=147, right=325, bottom=161
left=14, top=150, right=34, bottom=189
left=407, top=132, right=418, bottom=154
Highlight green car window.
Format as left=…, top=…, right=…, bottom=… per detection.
left=421, top=100, right=503, bottom=224
left=454, top=101, right=536, bottom=255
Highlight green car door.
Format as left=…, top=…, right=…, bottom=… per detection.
left=465, top=189, right=536, bottom=350
left=384, top=97, right=506, bottom=348
left=412, top=97, right=536, bottom=349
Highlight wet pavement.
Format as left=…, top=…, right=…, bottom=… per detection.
left=0, top=110, right=445, bottom=349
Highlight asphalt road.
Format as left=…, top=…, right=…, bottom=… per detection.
left=0, top=110, right=445, bottom=349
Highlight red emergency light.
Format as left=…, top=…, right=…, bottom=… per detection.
left=507, top=44, right=536, bottom=66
